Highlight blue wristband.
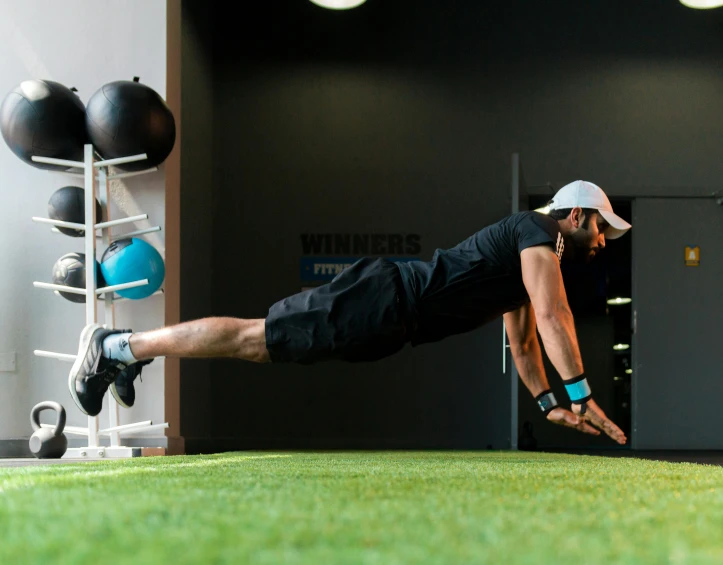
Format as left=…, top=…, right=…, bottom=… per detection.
left=564, top=375, right=592, bottom=404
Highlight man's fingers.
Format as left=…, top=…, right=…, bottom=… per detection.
left=586, top=411, right=627, bottom=444
left=576, top=418, right=601, bottom=436
left=567, top=413, right=600, bottom=436
left=547, top=408, right=601, bottom=436
left=605, top=423, right=627, bottom=445
left=549, top=405, right=628, bottom=444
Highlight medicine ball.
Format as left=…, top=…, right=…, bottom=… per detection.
left=0, top=80, right=87, bottom=171
left=48, top=186, right=102, bottom=237
left=52, top=252, right=105, bottom=304
left=100, top=238, right=165, bottom=299
left=85, top=79, right=176, bottom=172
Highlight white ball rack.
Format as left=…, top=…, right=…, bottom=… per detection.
left=30, top=144, right=168, bottom=459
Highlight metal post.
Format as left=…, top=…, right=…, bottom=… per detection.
left=84, top=145, right=98, bottom=327
left=99, top=167, right=122, bottom=448
left=84, top=144, right=100, bottom=448
left=509, top=153, right=520, bottom=450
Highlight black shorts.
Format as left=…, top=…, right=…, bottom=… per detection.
left=265, top=258, right=408, bottom=364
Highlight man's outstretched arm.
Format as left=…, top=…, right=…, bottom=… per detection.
left=519, top=247, right=582, bottom=380
left=519, top=246, right=627, bottom=445
left=503, top=303, right=550, bottom=397
left=504, top=304, right=601, bottom=438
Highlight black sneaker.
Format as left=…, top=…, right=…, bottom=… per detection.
left=110, top=359, right=153, bottom=409
left=68, top=323, right=133, bottom=417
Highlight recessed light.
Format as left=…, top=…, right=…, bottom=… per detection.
left=613, top=343, right=630, bottom=351
left=680, top=0, right=723, bottom=8
left=625, top=369, right=633, bottom=375
left=309, top=0, right=367, bottom=9
left=534, top=205, right=551, bottom=214
left=607, top=297, right=632, bottom=306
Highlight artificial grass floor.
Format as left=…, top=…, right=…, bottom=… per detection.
left=1, top=451, right=722, bottom=565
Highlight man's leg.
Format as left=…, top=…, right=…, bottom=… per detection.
left=69, top=257, right=407, bottom=416
left=69, top=317, right=270, bottom=416
left=123, top=317, right=270, bottom=363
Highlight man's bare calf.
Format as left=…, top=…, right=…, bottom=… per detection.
left=127, top=317, right=271, bottom=363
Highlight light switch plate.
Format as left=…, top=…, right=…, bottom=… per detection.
left=0, top=352, right=17, bottom=372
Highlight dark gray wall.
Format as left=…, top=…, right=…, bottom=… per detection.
left=209, top=149, right=510, bottom=449
left=633, top=198, right=723, bottom=449
left=178, top=0, right=723, bottom=451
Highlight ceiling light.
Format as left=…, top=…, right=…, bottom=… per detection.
left=607, top=297, right=632, bottom=306
left=309, top=0, right=367, bottom=9
left=534, top=205, right=551, bottom=214
left=625, top=369, right=633, bottom=374
left=680, top=0, right=723, bottom=8
left=613, top=343, right=630, bottom=351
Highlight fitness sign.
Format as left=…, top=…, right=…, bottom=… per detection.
left=300, top=233, right=421, bottom=285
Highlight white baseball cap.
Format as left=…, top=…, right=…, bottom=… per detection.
left=549, top=180, right=632, bottom=239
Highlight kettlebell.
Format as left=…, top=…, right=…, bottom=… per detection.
left=518, top=420, right=538, bottom=451
left=29, top=401, right=68, bottom=459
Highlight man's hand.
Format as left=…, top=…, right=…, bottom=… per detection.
left=546, top=407, right=601, bottom=437
left=572, top=399, right=627, bottom=445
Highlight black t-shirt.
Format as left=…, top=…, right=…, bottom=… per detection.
left=397, top=211, right=563, bottom=346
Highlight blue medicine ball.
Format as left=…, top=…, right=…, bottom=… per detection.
left=100, top=238, right=165, bottom=299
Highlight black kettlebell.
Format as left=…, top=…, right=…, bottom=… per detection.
left=518, top=421, right=538, bottom=451
left=29, top=401, right=68, bottom=459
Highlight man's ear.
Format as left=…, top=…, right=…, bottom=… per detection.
left=570, top=207, right=584, bottom=229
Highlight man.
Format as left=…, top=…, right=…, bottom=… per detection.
left=69, top=180, right=631, bottom=444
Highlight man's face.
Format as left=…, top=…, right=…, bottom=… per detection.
left=564, top=209, right=609, bottom=264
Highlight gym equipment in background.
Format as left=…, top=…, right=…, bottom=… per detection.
left=52, top=252, right=105, bottom=304
left=101, top=238, right=165, bottom=300
left=85, top=77, right=176, bottom=172
left=26, top=94, right=170, bottom=456
left=33, top=146, right=168, bottom=458
left=29, top=401, right=68, bottom=459
left=0, top=79, right=87, bottom=171
left=48, top=186, right=102, bottom=237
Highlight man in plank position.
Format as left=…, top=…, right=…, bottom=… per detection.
left=68, top=180, right=631, bottom=444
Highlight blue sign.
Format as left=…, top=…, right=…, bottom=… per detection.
left=300, top=257, right=417, bottom=282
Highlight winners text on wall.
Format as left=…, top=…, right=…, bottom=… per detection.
left=301, top=233, right=421, bottom=256
left=300, top=233, right=421, bottom=284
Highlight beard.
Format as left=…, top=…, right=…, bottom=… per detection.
left=563, top=230, right=598, bottom=264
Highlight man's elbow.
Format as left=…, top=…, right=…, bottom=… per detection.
left=510, top=339, right=538, bottom=357
left=533, top=303, right=572, bottom=323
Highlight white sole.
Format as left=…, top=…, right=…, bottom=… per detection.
left=67, top=323, right=103, bottom=416
left=109, top=382, right=131, bottom=409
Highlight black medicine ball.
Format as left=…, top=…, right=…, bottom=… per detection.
left=52, top=252, right=105, bottom=304
left=85, top=79, right=176, bottom=172
left=48, top=186, right=102, bottom=237
left=0, top=80, right=87, bottom=171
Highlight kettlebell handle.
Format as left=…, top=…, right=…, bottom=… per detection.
left=30, top=401, right=66, bottom=437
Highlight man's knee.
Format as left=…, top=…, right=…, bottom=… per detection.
left=236, top=318, right=271, bottom=363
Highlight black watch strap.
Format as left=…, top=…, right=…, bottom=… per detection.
left=535, top=389, right=559, bottom=415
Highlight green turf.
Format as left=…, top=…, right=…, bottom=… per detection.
left=1, top=451, right=722, bottom=564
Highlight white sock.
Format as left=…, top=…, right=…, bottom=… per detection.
left=102, top=333, right=138, bottom=365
